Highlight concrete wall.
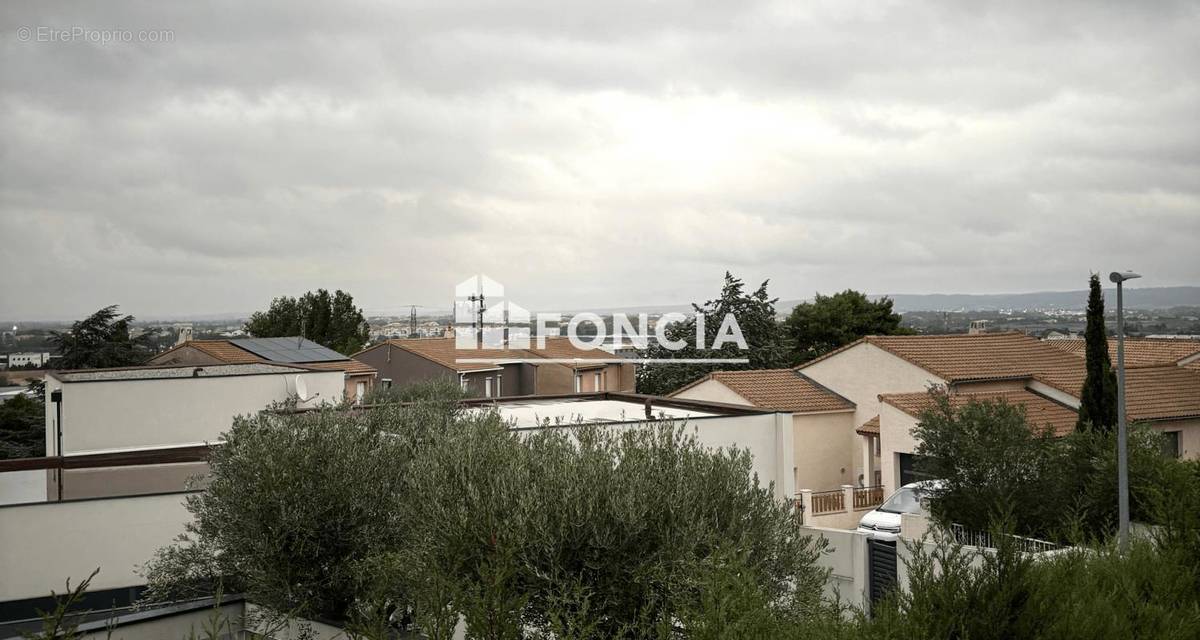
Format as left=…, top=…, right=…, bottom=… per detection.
left=0, top=492, right=194, bottom=601
left=44, top=371, right=342, bottom=455
left=878, top=402, right=921, bottom=495
left=675, top=380, right=858, bottom=492
left=0, top=469, right=46, bottom=505
left=801, top=343, right=943, bottom=484
left=516, top=412, right=795, bottom=500
left=793, top=411, right=858, bottom=491
left=801, top=525, right=869, bottom=611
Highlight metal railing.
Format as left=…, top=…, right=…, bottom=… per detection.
left=853, top=485, right=885, bottom=510
left=810, top=489, right=845, bottom=515
left=948, top=523, right=1060, bottom=554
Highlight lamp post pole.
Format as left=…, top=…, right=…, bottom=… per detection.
left=1109, top=270, right=1140, bottom=553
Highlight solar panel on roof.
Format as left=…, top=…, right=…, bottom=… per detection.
left=231, top=337, right=347, bottom=363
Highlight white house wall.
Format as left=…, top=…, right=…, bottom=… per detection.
left=800, top=343, right=944, bottom=484
left=878, top=402, right=921, bottom=495
left=44, top=371, right=343, bottom=455
left=792, top=411, right=857, bottom=492
left=513, top=412, right=795, bottom=500
left=0, top=492, right=193, bottom=602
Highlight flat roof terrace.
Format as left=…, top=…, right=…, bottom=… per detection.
left=48, top=363, right=316, bottom=383
left=462, top=392, right=774, bottom=429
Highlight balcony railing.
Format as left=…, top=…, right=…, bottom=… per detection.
left=853, top=485, right=885, bottom=510
left=0, top=445, right=212, bottom=506
left=810, top=489, right=845, bottom=515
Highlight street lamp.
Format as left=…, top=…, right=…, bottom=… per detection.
left=1109, top=270, right=1141, bottom=553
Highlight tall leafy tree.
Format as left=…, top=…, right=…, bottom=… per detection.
left=244, top=289, right=369, bottom=355
left=783, top=289, right=911, bottom=365
left=0, top=393, right=44, bottom=459
left=1077, top=274, right=1118, bottom=432
left=636, top=272, right=790, bottom=395
left=49, top=305, right=151, bottom=369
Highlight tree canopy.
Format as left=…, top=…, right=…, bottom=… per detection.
left=783, top=289, right=910, bottom=365
left=143, top=380, right=827, bottom=636
left=1077, top=274, right=1118, bottom=432
left=49, top=305, right=151, bottom=369
left=0, top=393, right=44, bottom=459
left=913, top=388, right=1186, bottom=542
left=243, top=289, right=369, bottom=355
left=636, top=272, right=791, bottom=395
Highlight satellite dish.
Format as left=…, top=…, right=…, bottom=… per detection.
left=295, top=375, right=310, bottom=402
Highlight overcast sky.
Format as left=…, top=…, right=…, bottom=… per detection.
left=2, top=1, right=1198, bottom=320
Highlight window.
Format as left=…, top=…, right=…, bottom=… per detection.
left=381, top=378, right=392, bottom=389
left=484, top=377, right=493, bottom=398
left=574, top=374, right=582, bottom=393
left=460, top=376, right=468, bottom=391
left=594, top=372, right=603, bottom=391
left=355, top=381, right=366, bottom=405
left=1162, top=431, right=1181, bottom=459
left=496, top=374, right=502, bottom=397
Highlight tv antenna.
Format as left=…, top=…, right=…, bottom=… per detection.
left=467, top=288, right=486, bottom=346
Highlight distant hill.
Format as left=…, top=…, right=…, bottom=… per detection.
left=843, top=286, right=1200, bottom=313
left=599, top=286, right=1200, bottom=316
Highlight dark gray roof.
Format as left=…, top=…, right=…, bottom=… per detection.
left=230, top=337, right=346, bottom=363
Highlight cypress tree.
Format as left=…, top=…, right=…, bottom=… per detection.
left=1076, top=274, right=1118, bottom=432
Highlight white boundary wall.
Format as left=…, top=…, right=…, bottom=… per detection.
left=0, top=492, right=194, bottom=602
left=44, top=370, right=343, bottom=455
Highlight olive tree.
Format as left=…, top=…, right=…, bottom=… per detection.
left=141, top=400, right=444, bottom=621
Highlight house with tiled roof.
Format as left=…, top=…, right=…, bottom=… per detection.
left=670, top=369, right=856, bottom=491
left=795, top=332, right=1200, bottom=496
left=148, top=338, right=378, bottom=404
left=352, top=337, right=635, bottom=399
left=1045, top=336, right=1200, bottom=369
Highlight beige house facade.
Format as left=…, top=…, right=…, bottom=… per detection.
left=794, top=332, right=1200, bottom=496
left=671, top=369, right=857, bottom=492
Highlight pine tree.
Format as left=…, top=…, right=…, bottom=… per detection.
left=1076, top=274, right=1118, bottom=432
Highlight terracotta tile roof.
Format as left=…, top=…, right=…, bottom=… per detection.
left=380, top=337, right=622, bottom=372
left=880, top=389, right=1079, bottom=437
left=188, top=340, right=262, bottom=364
left=1045, top=337, right=1200, bottom=367
left=673, top=369, right=855, bottom=413
left=800, top=332, right=1089, bottom=397
left=1124, top=365, right=1200, bottom=421
left=856, top=415, right=880, bottom=435
left=158, top=339, right=375, bottom=376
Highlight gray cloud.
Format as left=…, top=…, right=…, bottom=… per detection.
left=1, top=0, right=1197, bottom=319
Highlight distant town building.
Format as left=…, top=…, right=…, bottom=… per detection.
left=354, top=337, right=635, bottom=398
left=4, top=352, right=51, bottom=369
left=967, top=319, right=990, bottom=334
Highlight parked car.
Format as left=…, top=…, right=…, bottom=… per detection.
left=857, top=480, right=942, bottom=540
